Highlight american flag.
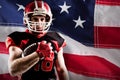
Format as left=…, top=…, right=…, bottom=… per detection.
left=0, top=0, right=120, bottom=80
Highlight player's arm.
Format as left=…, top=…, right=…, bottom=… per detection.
left=6, top=37, right=40, bottom=76
left=8, top=46, right=40, bottom=76
left=55, top=48, right=69, bottom=80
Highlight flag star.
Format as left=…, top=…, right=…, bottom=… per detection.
left=52, top=18, right=55, bottom=21
left=73, top=16, right=86, bottom=28
left=51, top=18, right=55, bottom=25
left=0, top=5, right=2, bottom=8
left=16, top=4, right=25, bottom=11
left=59, top=1, right=71, bottom=14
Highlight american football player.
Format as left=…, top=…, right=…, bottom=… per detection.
left=5, top=0, right=69, bottom=80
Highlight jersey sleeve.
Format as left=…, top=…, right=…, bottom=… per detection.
left=5, top=31, right=21, bottom=49
left=57, top=32, right=66, bottom=48
left=5, top=37, right=17, bottom=49
left=47, top=32, right=66, bottom=52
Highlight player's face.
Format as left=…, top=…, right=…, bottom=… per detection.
left=30, top=15, right=46, bottom=32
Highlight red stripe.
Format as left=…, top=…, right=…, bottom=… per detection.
left=0, top=42, right=8, bottom=54
left=96, top=0, right=120, bottom=5
left=94, top=26, right=120, bottom=48
left=0, top=73, right=18, bottom=80
left=64, top=53, right=120, bottom=79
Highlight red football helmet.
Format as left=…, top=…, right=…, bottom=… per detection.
left=23, top=0, right=52, bottom=33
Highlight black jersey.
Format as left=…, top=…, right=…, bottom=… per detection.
left=7, top=31, right=66, bottom=80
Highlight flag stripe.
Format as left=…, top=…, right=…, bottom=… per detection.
left=0, top=73, right=18, bottom=80
left=64, top=54, right=120, bottom=79
left=0, top=54, right=9, bottom=74
left=96, top=0, right=120, bottom=5
left=68, top=71, right=108, bottom=80
left=94, top=5, right=120, bottom=27
left=94, top=27, right=120, bottom=48
left=94, top=1, right=120, bottom=49
left=63, top=34, right=120, bottom=68
left=0, top=42, right=8, bottom=54
left=0, top=26, right=25, bottom=42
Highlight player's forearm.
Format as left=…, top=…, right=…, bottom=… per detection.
left=9, top=52, right=39, bottom=76
left=62, top=71, right=69, bottom=80
left=57, top=69, right=69, bottom=80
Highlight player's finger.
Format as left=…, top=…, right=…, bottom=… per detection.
left=47, top=42, right=52, bottom=46
left=38, top=42, right=41, bottom=45
left=48, top=43, right=53, bottom=50
left=49, top=46, right=53, bottom=50
left=41, top=40, right=47, bottom=44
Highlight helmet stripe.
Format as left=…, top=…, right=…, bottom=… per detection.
left=34, top=0, right=38, bottom=10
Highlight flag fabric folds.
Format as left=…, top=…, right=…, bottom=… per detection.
left=0, top=0, right=120, bottom=80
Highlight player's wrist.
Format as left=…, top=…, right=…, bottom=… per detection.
left=36, top=50, right=43, bottom=59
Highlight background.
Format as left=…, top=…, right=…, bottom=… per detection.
left=0, top=0, right=120, bottom=80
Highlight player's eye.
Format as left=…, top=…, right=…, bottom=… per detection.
left=40, top=18, right=45, bottom=21
left=31, top=17, right=39, bottom=21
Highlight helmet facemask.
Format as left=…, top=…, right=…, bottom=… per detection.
left=24, top=14, right=50, bottom=33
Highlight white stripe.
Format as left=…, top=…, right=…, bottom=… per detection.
left=63, top=34, right=120, bottom=67
left=94, top=5, right=120, bottom=27
left=0, top=26, right=25, bottom=42
left=0, top=54, right=9, bottom=74
left=68, top=71, right=108, bottom=80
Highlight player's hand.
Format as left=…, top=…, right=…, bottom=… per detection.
left=36, top=41, right=54, bottom=60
